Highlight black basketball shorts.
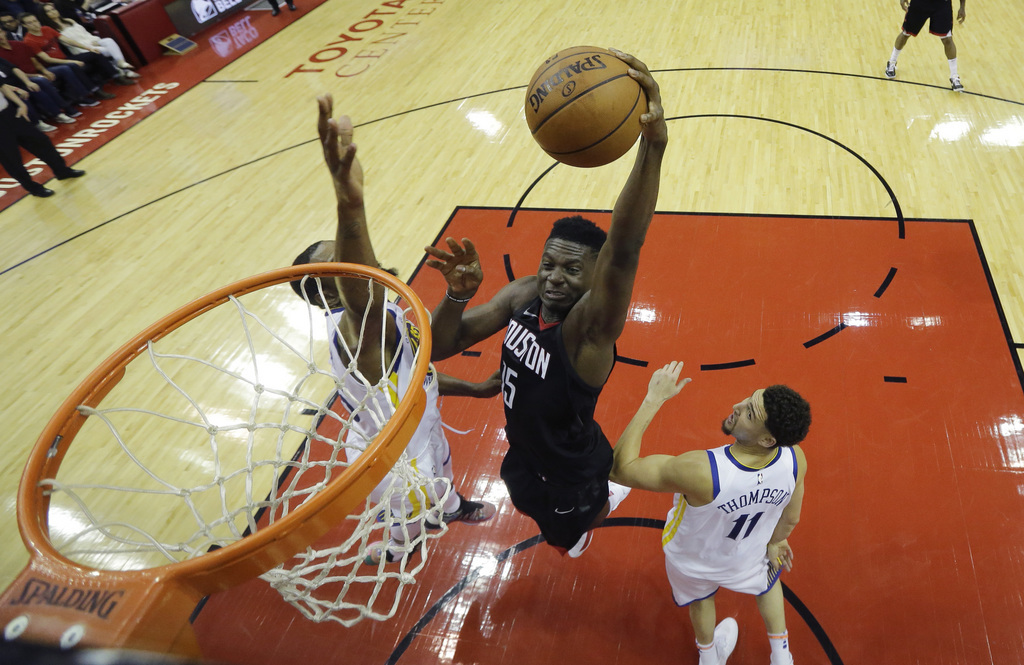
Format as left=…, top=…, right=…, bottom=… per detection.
left=902, top=0, right=954, bottom=37
left=500, top=448, right=609, bottom=550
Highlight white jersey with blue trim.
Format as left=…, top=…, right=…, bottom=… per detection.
left=662, top=444, right=797, bottom=584
left=326, top=301, right=442, bottom=462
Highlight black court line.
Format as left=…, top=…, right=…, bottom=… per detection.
left=495, top=108, right=909, bottom=367
left=874, top=267, right=898, bottom=297
left=883, top=376, right=908, bottom=383
left=4, top=89, right=531, bottom=276
left=967, top=219, right=1024, bottom=392
left=670, top=113, right=905, bottom=240
left=387, top=516, right=843, bottom=665
left=385, top=535, right=545, bottom=665
left=614, top=355, right=649, bottom=367
left=460, top=350, right=482, bottom=357
left=6, top=63, right=1005, bottom=663
left=782, top=584, right=844, bottom=665
left=656, top=66, right=1024, bottom=107
left=701, top=359, right=756, bottom=371
left=10, top=76, right=1018, bottom=405
left=416, top=207, right=1024, bottom=401
left=17, top=63, right=1019, bottom=276
left=507, top=162, right=558, bottom=229
left=803, top=323, right=848, bottom=349
left=0, top=137, right=320, bottom=277
left=0, top=73, right=906, bottom=277
left=508, top=209, right=965, bottom=223
left=415, top=208, right=992, bottom=393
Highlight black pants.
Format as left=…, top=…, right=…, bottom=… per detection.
left=68, top=51, right=120, bottom=85
left=0, top=105, right=69, bottom=191
left=47, top=63, right=97, bottom=103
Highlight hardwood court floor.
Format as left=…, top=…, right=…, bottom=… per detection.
left=2, top=0, right=1024, bottom=663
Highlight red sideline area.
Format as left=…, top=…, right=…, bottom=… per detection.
left=0, top=1, right=314, bottom=211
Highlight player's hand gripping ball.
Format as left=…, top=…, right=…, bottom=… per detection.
left=525, top=46, right=647, bottom=168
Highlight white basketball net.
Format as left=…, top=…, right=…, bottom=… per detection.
left=40, top=272, right=453, bottom=626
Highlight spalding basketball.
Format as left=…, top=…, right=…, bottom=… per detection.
left=525, top=46, right=647, bottom=168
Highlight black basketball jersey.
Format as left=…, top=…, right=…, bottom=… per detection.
left=499, top=298, right=614, bottom=486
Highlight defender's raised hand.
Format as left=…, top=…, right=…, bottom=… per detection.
left=424, top=237, right=483, bottom=299
left=645, top=361, right=691, bottom=405
left=317, top=93, right=363, bottom=208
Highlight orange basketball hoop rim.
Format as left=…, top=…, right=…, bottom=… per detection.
left=0, top=263, right=430, bottom=656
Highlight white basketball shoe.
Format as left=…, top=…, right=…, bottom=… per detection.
left=698, top=617, right=738, bottom=665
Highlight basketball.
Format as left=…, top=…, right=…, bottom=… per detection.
left=524, top=46, right=647, bottom=168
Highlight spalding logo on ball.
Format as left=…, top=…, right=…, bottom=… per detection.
left=525, top=46, right=647, bottom=168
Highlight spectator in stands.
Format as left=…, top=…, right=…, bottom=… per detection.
left=1, top=11, right=28, bottom=39
left=51, top=0, right=91, bottom=23
left=0, top=54, right=77, bottom=131
left=18, top=12, right=131, bottom=88
left=0, top=80, right=84, bottom=197
left=0, top=60, right=53, bottom=130
left=40, top=3, right=137, bottom=78
left=0, top=27, right=107, bottom=106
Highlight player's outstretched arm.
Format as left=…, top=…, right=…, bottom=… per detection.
left=317, top=94, right=377, bottom=275
left=317, top=93, right=389, bottom=378
left=609, top=362, right=701, bottom=494
left=566, top=50, right=668, bottom=382
left=424, top=237, right=526, bottom=360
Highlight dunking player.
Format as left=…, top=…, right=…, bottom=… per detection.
left=291, top=93, right=499, bottom=564
left=423, top=49, right=667, bottom=556
left=609, top=362, right=811, bottom=665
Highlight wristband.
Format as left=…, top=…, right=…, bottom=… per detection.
left=445, top=290, right=472, bottom=304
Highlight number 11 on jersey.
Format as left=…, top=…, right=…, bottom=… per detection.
left=726, top=511, right=764, bottom=540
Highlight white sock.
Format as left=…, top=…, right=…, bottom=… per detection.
left=567, top=530, right=592, bottom=558
left=768, top=631, right=792, bottom=663
left=441, top=487, right=461, bottom=514
left=696, top=640, right=718, bottom=665
left=948, top=57, right=959, bottom=78
left=608, top=481, right=631, bottom=513
left=889, top=47, right=901, bottom=63
left=440, top=442, right=454, bottom=481
left=566, top=481, right=630, bottom=558
left=438, top=441, right=461, bottom=514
